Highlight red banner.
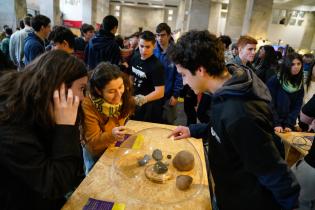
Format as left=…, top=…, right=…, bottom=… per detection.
left=63, top=20, right=82, bottom=28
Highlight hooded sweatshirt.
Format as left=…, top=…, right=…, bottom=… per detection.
left=84, top=30, right=120, bottom=69
left=189, top=64, right=300, bottom=210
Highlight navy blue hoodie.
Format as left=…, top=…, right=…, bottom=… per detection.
left=24, top=32, right=45, bottom=65
left=85, top=30, right=120, bottom=69
left=189, top=64, right=300, bottom=210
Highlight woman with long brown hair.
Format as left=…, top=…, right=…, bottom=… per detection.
left=81, top=62, right=135, bottom=173
left=0, top=50, right=88, bottom=209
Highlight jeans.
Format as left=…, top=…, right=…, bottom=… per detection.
left=291, top=159, right=315, bottom=210
left=82, top=146, right=96, bottom=175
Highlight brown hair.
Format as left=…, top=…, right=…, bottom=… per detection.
left=0, top=50, right=87, bottom=128
left=89, top=62, right=135, bottom=118
left=237, top=35, right=257, bottom=49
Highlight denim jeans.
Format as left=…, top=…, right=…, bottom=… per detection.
left=291, top=159, right=315, bottom=210
left=82, top=146, right=96, bottom=175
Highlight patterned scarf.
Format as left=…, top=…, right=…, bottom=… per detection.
left=281, top=80, right=303, bottom=93
left=90, top=94, right=122, bottom=117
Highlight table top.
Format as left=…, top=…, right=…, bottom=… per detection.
left=62, top=120, right=211, bottom=210
left=276, top=131, right=314, bottom=156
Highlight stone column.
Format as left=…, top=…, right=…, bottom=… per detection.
left=225, top=0, right=273, bottom=40
left=92, top=0, right=110, bottom=28
left=0, top=0, right=27, bottom=30
left=82, top=0, right=92, bottom=24
left=246, top=0, right=273, bottom=39
left=39, top=0, right=61, bottom=26
left=208, top=1, right=221, bottom=36
left=175, top=0, right=186, bottom=32
left=224, top=0, right=247, bottom=40
left=300, top=12, right=315, bottom=49
left=186, top=0, right=211, bottom=31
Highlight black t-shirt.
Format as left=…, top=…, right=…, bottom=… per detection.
left=301, top=94, right=315, bottom=168
left=130, top=54, right=165, bottom=96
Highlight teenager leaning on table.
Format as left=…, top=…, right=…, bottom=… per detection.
left=167, top=30, right=300, bottom=210
left=0, top=50, right=88, bottom=210
left=81, top=62, right=135, bottom=173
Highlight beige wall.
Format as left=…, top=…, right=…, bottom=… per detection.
left=118, top=6, right=165, bottom=37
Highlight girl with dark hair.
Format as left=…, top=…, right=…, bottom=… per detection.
left=267, top=53, right=304, bottom=133
left=0, top=50, right=88, bottom=209
left=81, top=62, right=135, bottom=173
left=304, top=62, right=315, bottom=105
left=254, top=45, right=279, bottom=83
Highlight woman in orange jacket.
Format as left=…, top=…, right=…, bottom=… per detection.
left=81, top=62, right=135, bottom=173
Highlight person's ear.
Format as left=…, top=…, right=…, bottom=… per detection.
left=196, top=66, right=206, bottom=76
left=62, top=40, right=69, bottom=48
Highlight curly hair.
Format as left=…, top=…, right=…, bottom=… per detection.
left=89, top=62, right=135, bottom=118
left=279, top=53, right=303, bottom=87
left=0, top=50, right=87, bottom=128
left=167, top=30, right=225, bottom=76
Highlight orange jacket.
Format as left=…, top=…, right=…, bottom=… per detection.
left=81, top=96, right=127, bottom=158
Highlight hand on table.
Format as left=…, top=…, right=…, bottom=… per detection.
left=168, top=126, right=191, bottom=140
left=53, top=83, right=79, bottom=125
left=112, top=126, right=135, bottom=141
left=274, top=126, right=283, bottom=133
left=284, top=127, right=292, bottom=132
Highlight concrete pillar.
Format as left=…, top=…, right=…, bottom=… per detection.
left=225, top=0, right=247, bottom=40
left=175, top=0, right=186, bottom=32
left=225, top=0, right=273, bottom=40
left=39, top=0, right=61, bottom=25
left=208, top=1, right=221, bottom=36
left=241, top=0, right=254, bottom=35
left=246, top=0, right=273, bottom=39
left=0, top=0, right=27, bottom=30
left=82, top=0, right=92, bottom=24
left=300, top=12, right=315, bottom=49
left=92, top=0, right=110, bottom=28
left=186, top=0, right=211, bottom=31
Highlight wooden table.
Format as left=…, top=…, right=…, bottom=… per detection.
left=62, top=120, right=211, bottom=210
left=276, top=131, right=314, bottom=158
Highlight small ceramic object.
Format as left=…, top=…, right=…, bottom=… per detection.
left=152, top=149, right=163, bottom=161
left=173, top=150, right=195, bottom=171
left=138, top=154, right=151, bottom=166
left=176, top=175, right=193, bottom=190
left=153, top=161, right=168, bottom=174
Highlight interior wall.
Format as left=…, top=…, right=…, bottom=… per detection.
left=119, top=6, right=165, bottom=37
left=267, top=24, right=305, bottom=48
left=267, top=11, right=315, bottom=49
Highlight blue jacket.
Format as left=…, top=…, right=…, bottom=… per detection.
left=85, top=30, right=120, bottom=70
left=267, top=75, right=304, bottom=129
left=154, top=42, right=183, bottom=99
left=24, top=32, right=45, bottom=65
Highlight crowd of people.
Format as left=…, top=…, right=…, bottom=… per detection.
left=0, top=13, right=315, bottom=210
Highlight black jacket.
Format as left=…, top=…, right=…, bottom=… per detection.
left=0, top=124, right=83, bottom=210
left=189, top=65, right=300, bottom=210
left=85, top=30, right=121, bottom=69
